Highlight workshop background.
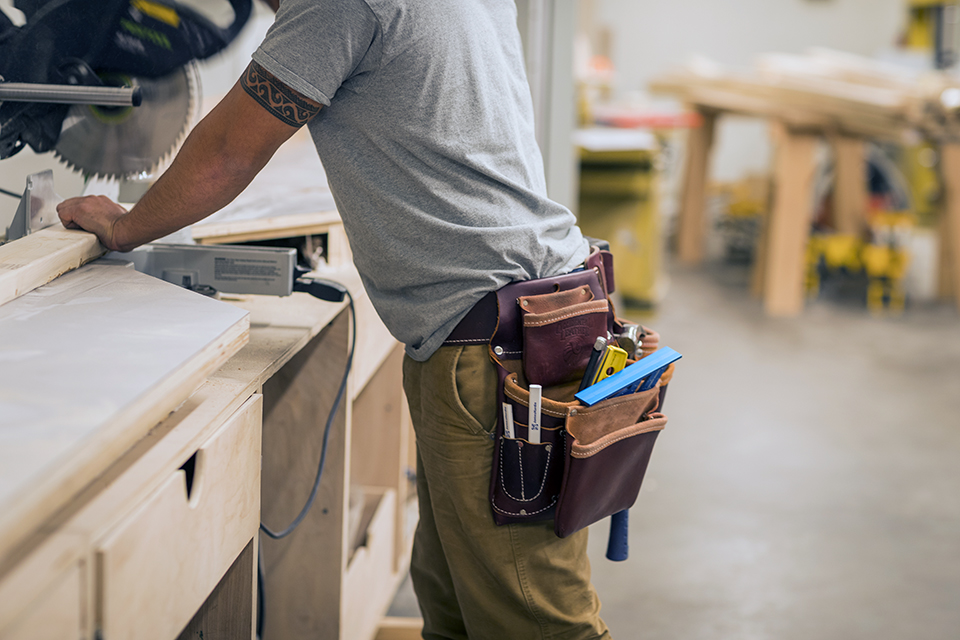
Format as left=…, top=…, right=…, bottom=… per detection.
left=3, top=1, right=959, bottom=639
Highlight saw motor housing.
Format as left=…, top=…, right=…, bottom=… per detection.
left=0, top=0, right=252, bottom=176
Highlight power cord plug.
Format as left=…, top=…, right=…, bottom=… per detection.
left=293, top=267, right=348, bottom=302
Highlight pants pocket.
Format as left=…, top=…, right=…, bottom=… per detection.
left=454, top=344, right=498, bottom=436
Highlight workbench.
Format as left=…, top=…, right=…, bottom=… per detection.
left=0, top=227, right=417, bottom=639
left=652, top=50, right=960, bottom=316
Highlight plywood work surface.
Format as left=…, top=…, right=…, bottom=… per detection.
left=0, top=259, right=249, bottom=560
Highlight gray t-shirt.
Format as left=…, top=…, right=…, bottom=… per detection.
left=253, top=0, right=589, bottom=361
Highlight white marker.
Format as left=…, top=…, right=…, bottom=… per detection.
left=502, top=402, right=515, bottom=439
left=528, top=384, right=542, bottom=444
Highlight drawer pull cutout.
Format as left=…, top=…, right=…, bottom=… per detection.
left=179, top=451, right=204, bottom=507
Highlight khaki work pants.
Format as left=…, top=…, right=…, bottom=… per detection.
left=403, top=344, right=611, bottom=640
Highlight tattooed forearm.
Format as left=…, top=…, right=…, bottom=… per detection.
left=241, top=61, right=321, bottom=127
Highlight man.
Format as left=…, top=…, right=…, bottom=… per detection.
left=58, top=1, right=608, bottom=638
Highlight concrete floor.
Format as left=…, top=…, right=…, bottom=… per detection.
left=391, top=261, right=960, bottom=639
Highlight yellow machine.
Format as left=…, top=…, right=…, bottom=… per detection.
left=714, top=175, right=769, bottom=263
left=904, top=0, right=960, bottom=69
left=805, top=213, right=913, bottom=314
left=578, top=145, right=661, bottom=307
left=863, top=212, right=913, bottom=313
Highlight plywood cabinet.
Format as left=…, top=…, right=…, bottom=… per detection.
left=97, top=395, right=261, bottom=640
left=0, top=259, right=412, bottom=640
left=257, top=298, right=415, bottom=640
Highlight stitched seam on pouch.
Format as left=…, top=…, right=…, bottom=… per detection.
left=492, top=496, right=557, bottom=517
left=574, top=391, right=657, bottom=417
left=522, top=303, right=608, bottom=327
left=503, top=385, right=569, bottom=418
left=571, top=423, right=665, bottom=457
left=499, top=438, right=551, bottom=502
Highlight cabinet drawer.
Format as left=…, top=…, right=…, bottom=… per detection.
left=97, top=395, right=262, bottom=640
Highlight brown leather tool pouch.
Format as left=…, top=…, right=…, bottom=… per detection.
left=519, top=285, right=609, bottom=388
left=487, top=247, right=669, bottom=537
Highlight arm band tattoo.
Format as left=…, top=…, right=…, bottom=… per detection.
left=242, top=61, right=321, bottom=127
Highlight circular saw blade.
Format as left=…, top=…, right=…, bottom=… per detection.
left=54, top=65, right=199, bottom=179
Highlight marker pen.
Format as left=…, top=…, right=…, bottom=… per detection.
left=502, top=402, right=515, bottom=439
left=528, top=384, right=542, bottom=444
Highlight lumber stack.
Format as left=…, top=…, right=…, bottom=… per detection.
left=650, top=48, right=960, bottom=141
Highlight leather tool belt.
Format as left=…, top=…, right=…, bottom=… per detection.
left=447, top=246, right=673, bottom=538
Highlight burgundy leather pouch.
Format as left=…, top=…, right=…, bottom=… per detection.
left=518, top=285, right=609, bottom=387
left=553, top=387, right=665, bottom=537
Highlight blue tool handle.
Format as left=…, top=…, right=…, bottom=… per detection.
left=605, top=509, right=629, bottom=561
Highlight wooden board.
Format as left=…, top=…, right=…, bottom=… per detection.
left=375, top=618, right=424, bottom=640
left=192, top=210, right=341, bottom=245
left=831, top=136, right=868, bottom=235
left=342, top=488, right=399, bottom=640
left=939, top=143, right=960, bottom=311
left=0, top=225, right=104, bottom=307
left=0, top=260, right=249, bottom=562
left=676, top=108, right=716, bottom=264
left=763, top=126, right=819, bottom=316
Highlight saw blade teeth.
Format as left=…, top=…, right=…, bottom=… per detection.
left=54, top=63, right=199, bottom=180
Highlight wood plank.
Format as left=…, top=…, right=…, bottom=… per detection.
left=0, top=225, right=104, bottom=306
left=650, top=69, right=911, bottom=140
left=193, top=210, right=341, bottom=245
left=939, top=143, right=960, bottom=310
left=0, top=261, right=249, bottom=563
left=763, top=125, right=819, bottom=316
left=676, top=108, right=716, bottom=264
left=375, top=617, right=424, bottom=640
left=342, top=489, right=400, bottom=640
left=831, top=136, right=868, bottom=234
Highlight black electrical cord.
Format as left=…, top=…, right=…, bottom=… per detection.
left=259, top=288, right=355, bottom=538
left=256, top=536, right=266, bottom=638
left=0, top=187, right=22, bottom=199
left=256, top=287, right=355, bottom=638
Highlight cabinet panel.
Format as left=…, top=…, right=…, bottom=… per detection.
left=2, top=563, right=83, bottom=640
left=97, top=395, right=262, bottom=640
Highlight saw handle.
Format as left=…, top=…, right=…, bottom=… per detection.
left=0, top=83, right=141, bottom=107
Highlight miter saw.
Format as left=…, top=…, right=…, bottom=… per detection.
left=0, top=0, right=252, bottom=177
left=1, top=0, right=350, bottom=303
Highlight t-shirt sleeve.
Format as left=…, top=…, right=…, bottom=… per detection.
left=252, top=0, right=379, bottom=107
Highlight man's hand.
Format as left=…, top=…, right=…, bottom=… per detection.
left=57, top=196, right=129, bottom=251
